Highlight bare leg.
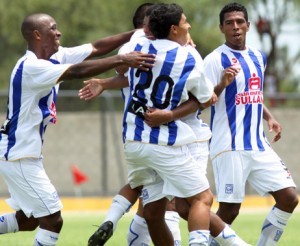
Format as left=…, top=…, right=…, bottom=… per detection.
left=16, top=210, right=39, bottom=231
left=216, top=202, right=241, bottom=225
left=271, top=187, right=298, bottom=213
left=143, top=197, right=173, bottom=246
left=185, top=189, right=212, bottom=231
left=38, top=211, right=63, bottom=233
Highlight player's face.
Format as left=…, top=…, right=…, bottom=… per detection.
left=220, top=11, right=249, bottom=50
left=172, top=13, right=191, bottom=46
left=39, top=16, right=62, bottom=58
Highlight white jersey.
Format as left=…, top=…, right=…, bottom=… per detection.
left=182, top=45, right=212, bottom=142
left=204, top=44, right=269, bottom=159
left=123, top=39, right=214, bottom=146
left=119, top=32, right=212, bottom=142
left=0, top=44, right=92, bottom=161
left=118, top=29, right=147, bottom=111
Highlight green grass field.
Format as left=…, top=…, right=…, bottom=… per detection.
left=1, top=210, right=298, bottom=245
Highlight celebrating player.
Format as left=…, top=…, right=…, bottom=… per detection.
left=0, top=13, right=155, bottom=246
left=203, top=2, right=298, bottom=245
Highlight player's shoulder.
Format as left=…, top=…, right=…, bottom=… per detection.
left=184, top=45, right=203, bottom=58
left=203, top=45, right=223, bottom=64
left=151, top=39, right=180, bottom=51
left=247, top=45, right=266, bottom=58
left=23, top=51, right=51, bottom=67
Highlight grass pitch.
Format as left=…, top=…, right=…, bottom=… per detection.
left=0, top=210, right=298, bottom=245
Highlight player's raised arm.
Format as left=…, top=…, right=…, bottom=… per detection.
left=59, top=51, right=155, bottom=81
left=88, top=30, right=135, bottom=58
left=79, top=74, right=128, bottom=101
left=214, top=65, right=241, bottom=96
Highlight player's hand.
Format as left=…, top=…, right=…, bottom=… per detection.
left=186, top=33, right=196, bottom=47
left=144, top=108, right=173, bottom=128
left=221, top=65, right=241, bottom=87
left=267, top=117, right=282, bottom=142
left=200, top=92, right=218, bottom=109
left=120, top=52, right=156, bottom=71
left=78, top=78, right=104, bottom=100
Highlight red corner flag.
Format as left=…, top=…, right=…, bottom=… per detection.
left=71, top=165, right=88, bottom=185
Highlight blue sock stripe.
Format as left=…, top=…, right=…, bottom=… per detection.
left=261, top=222, right=273, bottom=232
left=128, top=219, right=139, bottom=246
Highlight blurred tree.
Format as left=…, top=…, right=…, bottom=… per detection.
left=0, top=0, right=299, bottom=93
left=0, top=0, right=138, bottom=90
left=248, top=0, right=300, bottom=93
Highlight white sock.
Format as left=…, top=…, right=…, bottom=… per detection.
left=165, top=211, right=181, bottom=245
left=0, top=213, right=19, bottom=234
left=214, top=224, right=249, bottom=246
left=104, top=194, right=132, bottom=231
left=209, top=236, right=220, bottom=246
left=189, top=230, right=210, bottom=245
left=257, top=206, right=291, bottom=246
left=34, top=228, right=59, bottom=246
left=127, top=214, right=151, bottom=246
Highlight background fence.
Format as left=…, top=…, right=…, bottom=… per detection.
left=0, top=90, right=300, bottom=197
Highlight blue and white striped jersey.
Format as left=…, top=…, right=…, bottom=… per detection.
left=0, top=44, right=92, bottom=161
left=118, top=29, right=147, bottom=111
left=123, top=39, right=214, bottom=146
left=182, top=45, right=212, bottom=142
left=204, top=44, right=269, bottom=159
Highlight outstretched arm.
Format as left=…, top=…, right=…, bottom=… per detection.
left=88, top=30, right=135, bottom=58
left=78, top=74, right=128, bottom=101
left=59, top=51, right=155, bottom=81
left=263, top=104, right=282, bottom=142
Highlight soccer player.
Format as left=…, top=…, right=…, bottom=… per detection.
left=83, top=3, right=215, bottom=245
left=120, top=4, right=212, bottom=245
left=0, top=13, right=155, bottom=245
left=84, top=4, right=185, bottom=245
left=203, top=2, right=298, bottom=245
left=81, top=4, right=246, bottom=246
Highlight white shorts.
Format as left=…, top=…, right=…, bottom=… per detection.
left=187, top=141, right=209, bottom=174
left=212, top=148, right=296, bottom=203
left=0, top=158, right=63, bottom=218
left=125, top=141, right=209, bottom=205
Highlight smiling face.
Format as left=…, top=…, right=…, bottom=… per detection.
left=22, top=14, right=62, bottom=59
left=38, top=15, right=61, bottom=58
left=220, top=11, right=250, bottom=50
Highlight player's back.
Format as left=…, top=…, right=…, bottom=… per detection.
left=123, top=39, right=210, bottom=146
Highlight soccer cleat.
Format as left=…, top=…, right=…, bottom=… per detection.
left=88, top=221, right=113, bottom=246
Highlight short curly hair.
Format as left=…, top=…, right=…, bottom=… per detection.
left=219, top=2, right=248, bottom=25
left=149, top=3, right=183, bottom=39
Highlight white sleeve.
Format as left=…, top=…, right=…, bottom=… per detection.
left=24, top=59, right=71, bottom=91
left=188, top=71, right=214, bottom=104
left=203, top=51, right=223, bottom=87
left=51, top=44, right=93, bottom=64
left=186, top=54, right=214, bottom=104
